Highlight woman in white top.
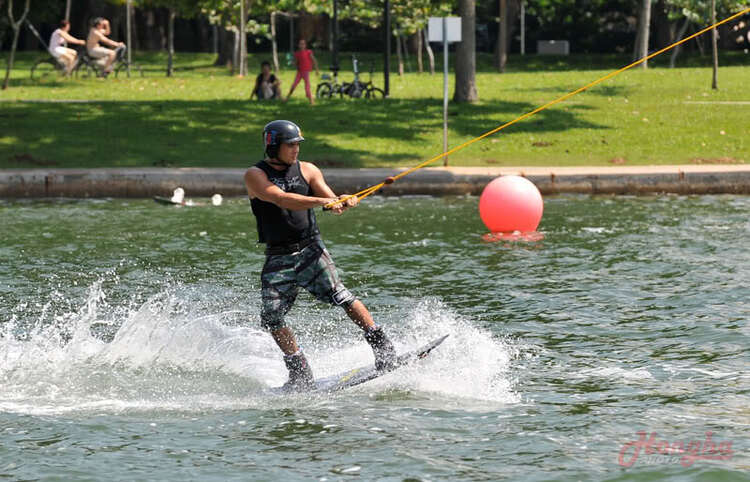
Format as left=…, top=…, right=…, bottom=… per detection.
left=49, top=20, right=85, bottom=75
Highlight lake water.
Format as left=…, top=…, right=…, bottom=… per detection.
left=1, top=195, right=747, bottom=481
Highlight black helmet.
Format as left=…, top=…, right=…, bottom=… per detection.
left=263, top=120, right=304, bottom=159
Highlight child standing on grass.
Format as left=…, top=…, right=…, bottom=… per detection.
left=284, top=39, right=319, bottom=105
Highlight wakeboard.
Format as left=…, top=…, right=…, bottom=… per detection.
left=271, top=334, right=449, bottom=394
left=153, top=196, right=184, bottom=206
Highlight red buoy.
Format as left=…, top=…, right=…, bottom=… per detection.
left=479, top=175, right=544, bottom=241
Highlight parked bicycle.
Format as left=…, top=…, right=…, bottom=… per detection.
left=343, top=56, right=385, bottom=100
left=316, top=55, right=384, bottom=100
left=316, top=66, right=346, bottom=99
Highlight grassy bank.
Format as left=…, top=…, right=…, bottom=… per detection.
left=1, top=51, right=748, bottom=169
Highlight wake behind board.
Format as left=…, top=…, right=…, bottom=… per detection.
left=270, top=334, right=448, bottom=395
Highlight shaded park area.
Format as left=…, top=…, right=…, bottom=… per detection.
left=1, top=51, right=748, bottom=169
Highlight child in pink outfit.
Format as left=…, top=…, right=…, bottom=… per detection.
left=284, top=39, right=319, bottom=105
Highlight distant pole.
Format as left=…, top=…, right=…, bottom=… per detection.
left=65, top=0, right=72, bottom=22
left=384, top=0, right=390, bottom=97
left=239, top=0, right=246, bottom=76
left=520, top=0, right=525, bottom=55
left=271, top=12, right=279, bottom=71
left=126, top=0, right=132, bottom=76
left=332, top=0, right=339, bottom=71
left=711, top=0, right=718, bottom=89
left=442, top=17, right=448, bottom=166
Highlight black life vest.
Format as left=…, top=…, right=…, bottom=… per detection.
left=250, top=160, right=320, bottom=245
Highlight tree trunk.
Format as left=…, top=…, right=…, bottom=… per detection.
left=232, top=28, right=239, bottom=74
left=126, top=0, right=132, bottom=76
left=454, top=0, right=478, bottom=102
left=652, top=0, right=672, bottom=49
left=632, top=15, right=642, bottom=60
left=669, top=17, right=689, bottom=68
left=65, top=0, right=71, bottom=21
left=395, top=32, right=404, bottom=76
left=130, top=4, right=139, bottom=51
left=416, top=29, right=423, bottom=73
left=197, top=17, right=210, bottom=53
left=238, top=0, right=247, bottom=76
left=637, top=0, right=651, bottom=68
left=166, top=8, right=175, bottom=77
left=0, top=0, right=6, bottom=53
left=402, top=31, right=410, bottom=69
left=711, top=0, right=718, bottom=89
left=271, top=11, right=279, bottom=72
left=520, top=0, right=525, bottom=54
left=496, top=0, right=508, bottom=72
left=215, top=25, right=233, bottom=67
left=2, top=0, right=31, bottom=90
left=694, top=28, right=705, bottom=56
left=2, top=24, right=21, bottom=90
left=423, top=28, right=434, bottom=75
left=144, top=9, right=161, bottom=50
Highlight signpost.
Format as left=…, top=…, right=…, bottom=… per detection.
left=428, top=17, right=461, bottom=165
left=126, top=0, right=132, bottom=77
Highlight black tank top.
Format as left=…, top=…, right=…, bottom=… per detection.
left=250, top=160, right=320, bottom=245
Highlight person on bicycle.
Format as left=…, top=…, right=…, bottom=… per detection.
left=86, top=17, right=124, bottom=76
left=284, top=39, right=319, bottom=105
left=49, top=20, right=85, bottom=75
left=243, top=120, right=397, bottom=391
left=251, top=61, right=282, bottom=100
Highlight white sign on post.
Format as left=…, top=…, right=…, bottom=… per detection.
left=428, top=17, right=462, bottom=43
left=428, top=17, right=462, bottom=165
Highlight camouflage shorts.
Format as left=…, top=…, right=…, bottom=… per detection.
left=260, top=238, right=356, bottom=331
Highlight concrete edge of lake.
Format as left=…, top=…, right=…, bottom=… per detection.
left=1, top=165, right=749, bottom=198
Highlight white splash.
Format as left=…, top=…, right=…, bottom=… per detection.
left=1, top=284, right=519, bottom=415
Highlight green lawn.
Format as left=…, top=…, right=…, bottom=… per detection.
left=0, top=51, right=748, bottom=169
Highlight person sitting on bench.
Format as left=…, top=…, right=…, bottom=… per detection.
left=251, top=61, right=282, bottom=100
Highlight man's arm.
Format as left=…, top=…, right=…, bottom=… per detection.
left=302, top=162, right=357, bottom=213
left=95, top=30, right=123, bottom=48
left=245, top=167, right=338, bottom=211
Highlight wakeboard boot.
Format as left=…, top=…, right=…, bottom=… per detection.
left=281, top=351, right=315, bottom=392
left=364, top=326, right=398, bottom=372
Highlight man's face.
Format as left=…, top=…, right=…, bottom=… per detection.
left=298, top=40, right=306, bottom=50
left=261, top=64, right=271, bottom=75
left=277, top=142, right=300, bottom=164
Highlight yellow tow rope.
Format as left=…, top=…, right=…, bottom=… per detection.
left=326, top=7, right=750, bottom=209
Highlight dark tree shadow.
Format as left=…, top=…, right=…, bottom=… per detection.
left=1, top=95, right=610, bottom=169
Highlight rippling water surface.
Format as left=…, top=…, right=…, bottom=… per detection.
left=1, top=195, right=748, bottom=481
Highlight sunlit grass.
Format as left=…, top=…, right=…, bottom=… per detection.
left=1, top=51, right=748, bottom=168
